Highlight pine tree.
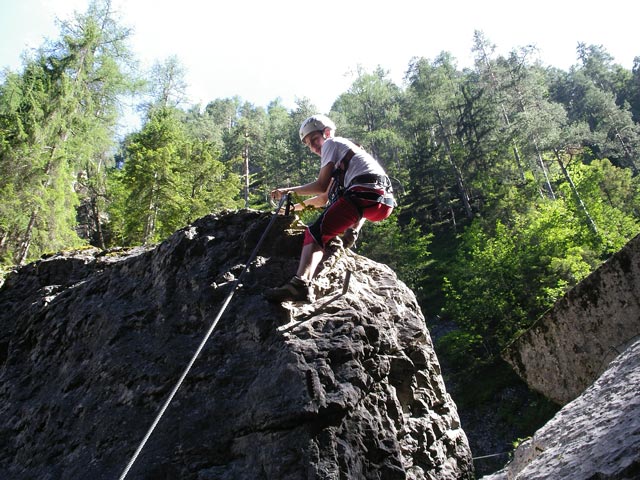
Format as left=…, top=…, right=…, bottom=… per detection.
left=0, top=0, right=136, bottom=264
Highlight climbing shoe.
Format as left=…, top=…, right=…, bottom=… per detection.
left=342, top=228, right=359, bottom=249
left=263, top=276, right=312, bottom=302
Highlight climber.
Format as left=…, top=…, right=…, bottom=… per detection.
left=263, top=114, right=395, bottom=302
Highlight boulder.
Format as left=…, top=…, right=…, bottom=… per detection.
left=0, top=210, right=473, bottom=480
left=481, top=336, right=640, bottom=480
left=503, top=233, right=640, bottom=405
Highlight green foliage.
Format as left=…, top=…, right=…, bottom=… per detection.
left=2, top=19, right=639, bottom=462
left=182, top=139, right=243, bottom=218
left=559, top=158, right=640, bottom=253
left=332, top=66, right=405, bottom=171
left=121, top=107, right=185, bottom=243
left=1, top=17, right=640, bottom=456
left=0, top=0, right=138, bottom=264
left=115, top=105, right=242, bottom=245
left=442, top=159, right=639, bottom=358
left=107, top=102, right=243, bottom=246
left=358, top=210, right=433, bottom=300
left=103, top=166, right=129, bottom=246
left=436, top=330, right=487, bottom=370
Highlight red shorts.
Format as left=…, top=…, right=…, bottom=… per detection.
left=304, top=191, right=393, bottom=248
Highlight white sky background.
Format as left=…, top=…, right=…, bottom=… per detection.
left=1, top=0, right=639, bottom=132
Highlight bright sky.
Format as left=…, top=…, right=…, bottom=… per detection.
left=1, top=0, right=638, bottom=124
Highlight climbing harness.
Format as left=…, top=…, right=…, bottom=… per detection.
left=327, top=149, right=355, bottom=204
left=118, top=194, right=292, bottom=480
left=327, top=148, right=395, bottom=213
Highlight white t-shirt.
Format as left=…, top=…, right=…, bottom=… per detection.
left=320, top=137, right=386, bottom=187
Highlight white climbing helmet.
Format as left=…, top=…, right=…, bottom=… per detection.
left=299, top=114, right=336, bottom=142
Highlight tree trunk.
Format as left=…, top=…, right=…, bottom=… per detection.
left=435, top=109, right=473, bottom=219
left=499, top=104, right=526, bottom=183
left=243, top=136, right=250, bottom=209
left=15, top=210, right=38, bottom=265
left=16, top=144, right=59, bottom=264
left=611, top=120, right=638, bottom=175
left=533, top=140, right=556, bottom=200
left=0, top=231, right=7, bottom=257
left=553, top=149, right=598, bottom=235
left=476, top=45, right=526, bottom=182
left=143, top=172, right=158, bottom=245
left=449, top=204, right=458, bottom=233
left=91, top=196, right=106, bottom=249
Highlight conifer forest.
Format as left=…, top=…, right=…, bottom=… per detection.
left=2, top=0, right=639, bottom=457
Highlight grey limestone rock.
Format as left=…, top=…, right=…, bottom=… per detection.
left=481, top=336, right=640, bottom=480
left=503, top=233, right=640, bottom=406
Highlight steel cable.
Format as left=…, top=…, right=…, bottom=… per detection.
left=118, top=195, right=290, bottom=479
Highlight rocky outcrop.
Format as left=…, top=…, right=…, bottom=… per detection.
left=481, top=336, right=640, bottom=480
left=503, top=233, right=640, bottom=405
left=480, top=233, right=640, bottom=479
left=0, top=210, right=473, bottom=480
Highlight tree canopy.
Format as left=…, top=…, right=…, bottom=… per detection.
left=1, top=2, right=639, bottom=420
